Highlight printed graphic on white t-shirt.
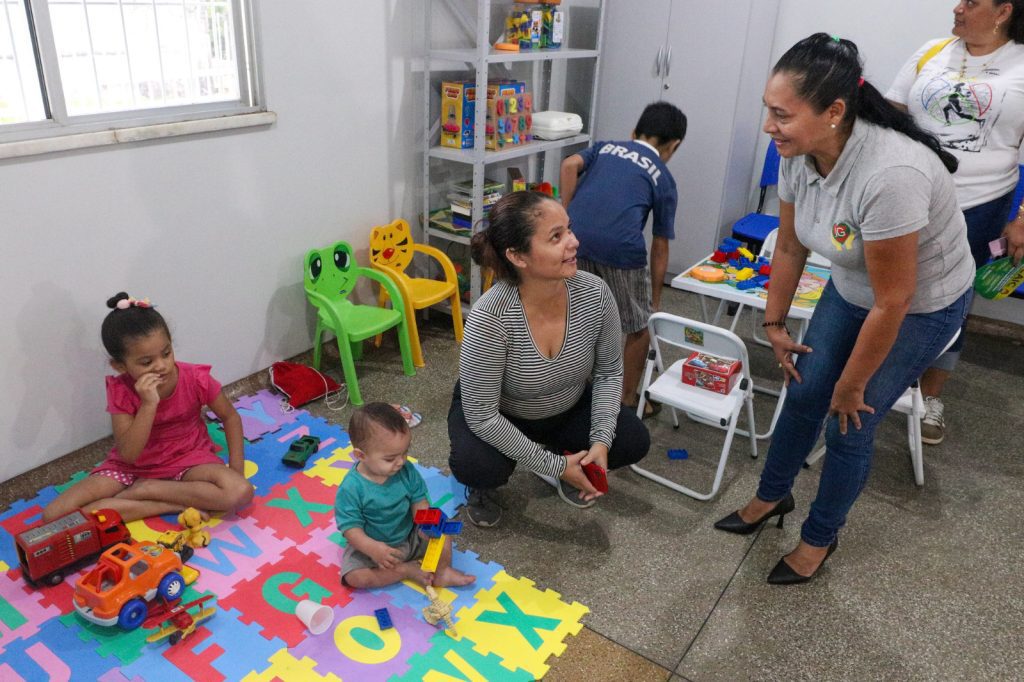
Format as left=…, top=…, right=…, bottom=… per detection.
left=917, top=68, right=1002, bottom=153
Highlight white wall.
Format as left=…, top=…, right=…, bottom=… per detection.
left=755, top=0, right=1024, bottom=326
left=0, top=1, right=423, bottom=482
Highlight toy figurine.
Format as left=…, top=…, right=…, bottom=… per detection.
left=422, top=585, right=457, bottom=636
left=156, top=507, right=211, bottom=562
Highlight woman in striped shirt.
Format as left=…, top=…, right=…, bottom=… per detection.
left=447, top=191, right=650, bottom=527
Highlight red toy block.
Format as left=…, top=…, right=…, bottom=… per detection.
left=759, top=264, right=772, bottom=276
left=710, top=250, right=728, bottom=263
left=414, top=509, right=442, bottom=525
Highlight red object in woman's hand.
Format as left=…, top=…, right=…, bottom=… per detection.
left=582, top=462, right=609, bottom=493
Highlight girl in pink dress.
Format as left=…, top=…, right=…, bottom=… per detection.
left=43, top=293, right=254, bottom=522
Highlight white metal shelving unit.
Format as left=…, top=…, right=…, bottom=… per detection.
left=421, top=0, right=606, bottom=304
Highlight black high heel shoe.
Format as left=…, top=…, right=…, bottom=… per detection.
left=713, top=493, right=795, bottom=535
left=767, top=538, right=839, bottom=585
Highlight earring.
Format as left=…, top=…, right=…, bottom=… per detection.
left=830, top=123, right=837, bottom=129
left=995, top=23, right=1001, bottom=35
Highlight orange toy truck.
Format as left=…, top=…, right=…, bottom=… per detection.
left=15, top=509, right=131, bottom=587
left=73, top=540, right=192, bottom=630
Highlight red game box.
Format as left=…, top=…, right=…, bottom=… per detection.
left=681, top=352, right=742, bottom=395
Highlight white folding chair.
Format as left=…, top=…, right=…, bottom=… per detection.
left=805, top=328, right=961, bottom=486
left=632, top=313, right=758, bottom=501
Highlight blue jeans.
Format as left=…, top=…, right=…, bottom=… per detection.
left=933, top=190, right=1013, bottom=368
left=756, top=281, right=972, bottom=547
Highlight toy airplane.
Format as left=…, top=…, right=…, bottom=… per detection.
left=143, top=594, right=217, bottom=646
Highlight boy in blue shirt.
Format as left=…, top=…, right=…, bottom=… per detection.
left=335, top=403, right=475, bottom=589
left=560, top=102, right=687, bottom=414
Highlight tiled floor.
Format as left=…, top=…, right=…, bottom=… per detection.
left=3, top=287, right=1022, bottom=681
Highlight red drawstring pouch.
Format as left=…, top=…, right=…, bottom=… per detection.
left=269, top=361, right=342, bottom=408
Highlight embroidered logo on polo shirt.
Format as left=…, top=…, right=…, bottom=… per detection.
left=831, top=221, right=857, bottom=251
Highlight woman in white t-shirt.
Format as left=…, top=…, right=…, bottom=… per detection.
left=713, top=34, right=974, bottom=585
left=887, top=0, right=1024, bottom=444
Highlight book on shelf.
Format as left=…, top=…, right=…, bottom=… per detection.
left=450, top=178, right=504, bottom=196
left=448, top=192, right=502, bottom=210
left=429, top=208, right=472, bottom=237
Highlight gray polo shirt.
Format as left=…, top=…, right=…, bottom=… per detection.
left=778, top=119, right=974, bottom=314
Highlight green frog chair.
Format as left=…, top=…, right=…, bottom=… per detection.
left=303, top=241, right=415, bottom=405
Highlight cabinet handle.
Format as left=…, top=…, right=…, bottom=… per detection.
left=665, top=46, right=673, bottom=77
left=655, top=45, right=664, bottom=77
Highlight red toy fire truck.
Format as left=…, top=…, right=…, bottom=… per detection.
left=15, top=508, right=131, bottom=587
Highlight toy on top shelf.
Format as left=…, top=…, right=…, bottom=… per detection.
left=15, top=508, right=131, bottom=587
left=73, top=540, right=198, bottom=630
left=143, top=594, right=216, bottom=646
left=282, top=435, right=322, bottom=468
left=156, top=507, right=211, bottom=563
left=423, top=584, right=457, bottom=636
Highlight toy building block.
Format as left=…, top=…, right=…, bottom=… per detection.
left=736, top=279, right=760, bottom=290
left=420, top=536, right=446, bottom=572
left=735, top=268, right=755, bottom=281
left=737, top=247, right=754, bottom=260
left=667, top=449, right=689, bottom=460
left=413, top=508, right=442, bottom=526
left=440, top=520, right=463, bottom=535
left=752, top=275, right=769, bottom=286
left=719, top=237, right=742, bottom=251
left=759, top=264, right=772, bottom=276
left=710, top=250, right=729, bottom=263
left=282, top=435, right=321, bottom=468
left=374, top=608, right=393, bottom=630
left=420, top=524, right=444, bottom=539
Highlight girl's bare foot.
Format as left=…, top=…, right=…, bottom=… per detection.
left=434, top=566, right=476, bottom=588
left=398, top=562, right=433, bottom=587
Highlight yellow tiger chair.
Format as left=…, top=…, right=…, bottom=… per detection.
left=369, top=219, right=464, bottom=367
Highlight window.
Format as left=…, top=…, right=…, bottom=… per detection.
left=1, top=0, right=261, bottom=144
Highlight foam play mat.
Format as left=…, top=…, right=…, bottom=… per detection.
left=0, top=390, right=588, bottom=680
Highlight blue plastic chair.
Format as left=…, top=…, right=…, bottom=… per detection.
left=731, top=140, right=781, bottom=254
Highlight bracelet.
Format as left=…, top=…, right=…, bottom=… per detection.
left=761, top=320, right=789, bottom=333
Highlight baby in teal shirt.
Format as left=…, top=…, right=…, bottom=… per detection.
left=335, top=403, right=475, bottom=589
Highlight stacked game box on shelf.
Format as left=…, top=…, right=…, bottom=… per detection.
left=448, top=177, right=503, bottom=230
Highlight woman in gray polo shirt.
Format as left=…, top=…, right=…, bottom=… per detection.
left=714, top=34, right=974, bottom=584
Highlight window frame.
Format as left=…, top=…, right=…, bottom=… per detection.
left=0, top=0, right=266, bottom=145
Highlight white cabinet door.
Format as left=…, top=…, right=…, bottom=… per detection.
left=662, top=0, right=778, bottom=275
left=592, top=0, right=671, bottom=142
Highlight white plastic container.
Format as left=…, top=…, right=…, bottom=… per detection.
left=531, top=111, right=583, bottom=140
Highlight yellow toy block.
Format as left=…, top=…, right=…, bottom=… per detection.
left=737, top=246, right=754, bottom=260
left=735, top=268, right=755, bottom=281
left=421, top=535, right=446, bottom=572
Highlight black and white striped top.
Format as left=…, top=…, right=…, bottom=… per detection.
left=458, top=270, right=623, bottom=478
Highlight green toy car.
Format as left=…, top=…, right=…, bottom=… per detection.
left=282, top=435, right=321, bottom=468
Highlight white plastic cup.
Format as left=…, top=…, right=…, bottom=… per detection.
left=295, top=599, right=334, bottom=635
